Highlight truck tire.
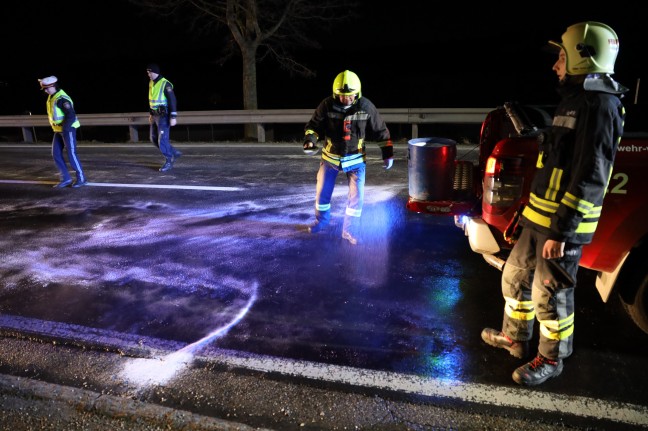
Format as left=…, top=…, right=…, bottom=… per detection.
left=618, top=252, right=648, bottom=335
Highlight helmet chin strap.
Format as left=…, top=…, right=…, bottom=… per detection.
left=338, top=94, right=356, bottom=109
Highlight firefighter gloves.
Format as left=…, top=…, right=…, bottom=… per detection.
left=303, top=142, right=320, bottom=156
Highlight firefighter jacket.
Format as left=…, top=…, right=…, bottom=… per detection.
left=46, top=89, right=80, bottom=133
left=521, top=74, right=628, bottom=244
left=304, top=96, right=393, bottom=172
left=148, top=77, right=177, bottom=117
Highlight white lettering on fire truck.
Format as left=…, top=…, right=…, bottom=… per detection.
left=617, top=145, right=648, bottom=152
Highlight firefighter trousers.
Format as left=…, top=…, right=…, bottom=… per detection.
left=500, top=227, right=582, bottom=360
left=313, top=161, right=365, bottom=234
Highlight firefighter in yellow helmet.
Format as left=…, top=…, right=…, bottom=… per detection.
left=481, top=22, right=628, bottom=386
left=302, top=70, right=394, bottom=245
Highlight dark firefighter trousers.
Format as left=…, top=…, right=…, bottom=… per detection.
left=500, top=226, right=582, bottom=360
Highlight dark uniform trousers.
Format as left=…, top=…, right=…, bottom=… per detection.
left=150, top=114, right=176, bottom=161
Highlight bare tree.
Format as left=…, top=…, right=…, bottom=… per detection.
left=130, top=0, right=357, bottom=138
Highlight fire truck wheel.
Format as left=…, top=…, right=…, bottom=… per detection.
left=618, top=262, right=648, bottom=336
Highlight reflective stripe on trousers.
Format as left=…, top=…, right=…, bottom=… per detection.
left=51, top=129, right=85, bottom=181
left=500, top=227, right=581, bottom=359
left=314, top=161, right=365, bottom=232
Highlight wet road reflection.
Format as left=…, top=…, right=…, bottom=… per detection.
left=1, top=144, right=647, bottom=428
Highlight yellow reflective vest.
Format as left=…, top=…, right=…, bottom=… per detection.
left=46, top=89, right=80, bottom=132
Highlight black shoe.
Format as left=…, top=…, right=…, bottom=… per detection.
left=512, top=354, right=564, bottom=386
left=481, top=328, right=529, bottom=359
left=307, top=222, right=328, bottom=234
left=159, top=161, right=173, bottom=172
left=72, top=179, right=88, bottom=188
left=53, top=179, right=73, bottom=188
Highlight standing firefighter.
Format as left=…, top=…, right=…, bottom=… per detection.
left=481, top=22, right=628, bottom=386
left=38, top=76, right=87, bottom=188
left=303, top=70, right=394, bottom=245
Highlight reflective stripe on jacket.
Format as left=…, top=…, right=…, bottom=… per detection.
left=304, top=96, right=393, bottom=172
left=521, top=75, right=626, bottom=244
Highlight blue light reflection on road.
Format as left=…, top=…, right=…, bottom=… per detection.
left=423, top=275, right=464, bottom=381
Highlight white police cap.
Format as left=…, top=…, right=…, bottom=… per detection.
left=38, top=76, right=58, bottom=89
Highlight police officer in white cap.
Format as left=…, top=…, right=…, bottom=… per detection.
left=38, top=76, right=87, bottom=188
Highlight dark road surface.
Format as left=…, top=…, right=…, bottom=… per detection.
left=0, top=142, right=647, bottom=430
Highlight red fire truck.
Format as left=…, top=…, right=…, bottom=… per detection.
left=407, top=100, right=648, bottom=335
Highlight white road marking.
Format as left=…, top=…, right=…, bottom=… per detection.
left=0, top=179, right=242, bottom=191
left=87, top=182, right=242, bottom=191
left=210, top=353, right=648, bottom=428
left=1, top=316, right=646, bottom=427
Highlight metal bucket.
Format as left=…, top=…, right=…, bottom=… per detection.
left=408, top=137, right=457, bottom=201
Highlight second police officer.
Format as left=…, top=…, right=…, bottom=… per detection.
left=147, top=63, right=182, bottom=172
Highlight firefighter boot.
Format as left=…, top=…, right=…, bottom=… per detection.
left=481, top=328, right=529, bottom=359
left=308, top=210, right=330, bottom=234
left=512, top=354, right=564, bottom=386
left=342, top=215, right=360, bottom=245
left=308, top=221, right=328, bottom=234
left=341, top=230, right=359, bottom=245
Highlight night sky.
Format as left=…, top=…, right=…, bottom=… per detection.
left=1, top=1, right=644, bottom=117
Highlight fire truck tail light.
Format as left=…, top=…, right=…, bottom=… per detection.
left=485, top=157, right=498, bottom=175
left=483, top=156, right=524, bottom=209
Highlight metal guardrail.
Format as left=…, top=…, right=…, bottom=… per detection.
left=0, top=108, right=493, bottom=143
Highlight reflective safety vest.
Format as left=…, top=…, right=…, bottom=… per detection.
left=149, top=78, right=173, bottom=109
left=46, top=90, right=80, bottom=132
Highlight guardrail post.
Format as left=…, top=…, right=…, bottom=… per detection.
left=22, top=127, right=35, bottom=143
left=411, top=123, right=419, bottom=139
left=257, top=124, right=266, bottom=143
left=129, top=126, right=139, bottom=143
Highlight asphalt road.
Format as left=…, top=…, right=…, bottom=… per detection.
left=0, top=142, right=647, bottom=431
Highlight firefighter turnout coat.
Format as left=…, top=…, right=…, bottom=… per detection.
left=521, top=74, right=627, bottom=244
left=304, top=96, right=393, bottom=171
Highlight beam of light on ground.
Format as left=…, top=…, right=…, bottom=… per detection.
left=120, top=282, right=258, bottom=389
